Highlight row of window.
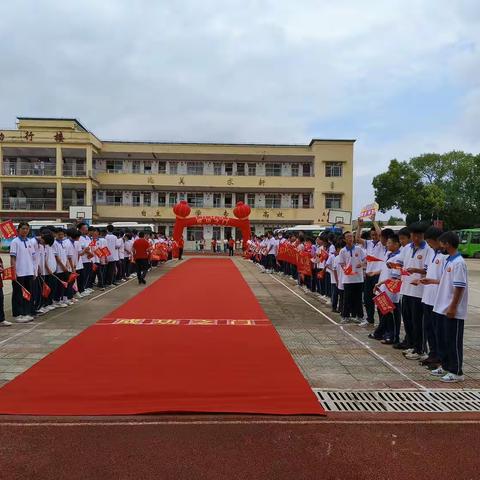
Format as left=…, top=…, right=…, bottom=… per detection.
left=95, top=191, right=343, bottom=209
left=98, top=160, right=343, bottom=177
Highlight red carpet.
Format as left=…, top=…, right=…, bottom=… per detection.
left=0, top=259, right=324, bottom=416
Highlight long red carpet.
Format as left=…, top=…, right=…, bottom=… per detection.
left=0, top=259, right=324, bottom=416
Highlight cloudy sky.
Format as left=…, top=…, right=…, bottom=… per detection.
left=1, top=0, right=479, bottom=217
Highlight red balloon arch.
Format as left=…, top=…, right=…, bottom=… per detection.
left=172, top=201, right=251, bottom=249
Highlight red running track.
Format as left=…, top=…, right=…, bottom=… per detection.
left=0, top=259, right=324, bottom=416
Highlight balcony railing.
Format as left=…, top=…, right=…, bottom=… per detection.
left=63, top=167, right=87, bottom=177
left=3, top=164, right=57, bottom=176
left=62, top=200, right=86, bottom=210
left=2, top=198, right=57, bottom=210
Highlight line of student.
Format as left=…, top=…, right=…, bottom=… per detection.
left=1, top=222, right=177, bottom=326
left=247, top=222, right=469, bottom=383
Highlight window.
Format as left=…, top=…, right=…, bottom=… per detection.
left=236, top=192, right=245, bottom=204
left=96, top=191, right=106, bottom=203
left=168, top=193, right=177, bottom=206
left=225, top=163, right=233, bottom=176
left=169, top=162, right=178, bottom=175
left=265, top=163, right=282, bottom=177
left=143, top=162, right=152, bottom=174
left=132, top=192, right=141, bottom=206
left=291, top=164, right=299, bottom=177
left=236, top=163, right=245, bottom=176
left=214, top=163, right=222, bottom=175
left=471, top=233, right=480, bottom=244
left=291, top=194, right=299, bottom=208
left=187, top=161, right=204, bottom=175
left=247, top=193, right=256, bottom=207
left=132, top=162, right=141, bottom=174
left=106, top=191, right=123, bottom=205
left=158, top=162, right=166, bottom=174
left=158, top=193, right=166, bottom=206
left=187, top=192, right=204, bottom=207
left=186, top=227, right=204, bottom=241
left=302, top=163, right=312, bottom=176
left=325, top=194, right=342, bottom=209
left=247, top=164, right=256, bottom=176
left=143, top=192, right=151, bottom=206
left=213, top=226, right=221, bottom=240
left=265, top=193, right=281, bottom=209
left=302, top=194, right=311, bottom=208
left=224, top=193, right=233, bottom=208
left=325, top=162, right=343, bottom=177
left=213, top=193, right=222, bottom=208
left=106, top=160, right=123, bottom=173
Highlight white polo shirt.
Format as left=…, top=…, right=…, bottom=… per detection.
left=53, top=239, right=68, bottom=274
left=118, top=238, right=125, bottom=259
left=422, top=249, right=446, bottom=306
left=30, top=237, right=40, bottom=275
left=365, top=240, right=387, bottom=275
left=79, top=235, right=92, bottom=264
left=338, top=245, right=366, bottom=284
left=37, top=244, right=46, bottom=276
left=433, top=254, right=468, bottom=320
left=74, top=240, right=84, bottom=270
left=325, top=255, right=335, bottom=284
left=334, top=256, right=344, bottom=290
left=378, top=250, right=402, bottom=303
left=105, top=233, right=119, bottom=262
left=95, top=237, right=108, bottom=263
left=397, top=241, right=432, bottom=298
left=10, top=236, right=35, bottom=277
left=45, top=244, right=57, bottom=274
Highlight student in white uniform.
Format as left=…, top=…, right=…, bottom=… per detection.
left=105, top=224, right=119, bottom=286
left=419, top=227, right=445, bottom=368
left=10, top=222, right=36, bottom=322
left=42, top=231, right=59, bottom=310
left=338, top=231, right=366, bottom=325
left=53, top=228, right=70, bottom=307
left=431, top=231, right=468, bottom=383
left=78, top=223, right=94, bottom=294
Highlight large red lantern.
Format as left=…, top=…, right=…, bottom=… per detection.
left=173, top=200, right=191, bottom=218
left=233, top=201, right=251, bottom=219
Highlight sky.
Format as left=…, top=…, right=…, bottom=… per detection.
left=1, top=0, right=479, bottom=218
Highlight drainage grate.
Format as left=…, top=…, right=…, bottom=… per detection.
left=313, top=389, right=480, bottom=413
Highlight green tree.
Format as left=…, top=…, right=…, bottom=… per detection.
left=372, top=151, right=480, bottom=229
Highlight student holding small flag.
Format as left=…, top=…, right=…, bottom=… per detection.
left=0, top=256, right=11, bottom=326
left=431, top=231, right=468, bottom=383
left=52, top=228, right=71, bottom=307
left=10, top=222, right=35, bottom=323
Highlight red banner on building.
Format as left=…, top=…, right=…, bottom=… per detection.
left=373, top=291, right=395, bottom=315
left=0, top=220, right=17, bottom=239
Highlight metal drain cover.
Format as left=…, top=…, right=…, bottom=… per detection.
left=313, top=389, right=480, bottom=413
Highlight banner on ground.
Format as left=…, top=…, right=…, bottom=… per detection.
left=359, top=202, right=379, bottom=219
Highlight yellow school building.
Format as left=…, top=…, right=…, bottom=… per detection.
left=0, top=117, right=354, bottom=241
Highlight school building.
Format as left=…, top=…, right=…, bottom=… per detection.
left=0, top=117, right=354, bottom=242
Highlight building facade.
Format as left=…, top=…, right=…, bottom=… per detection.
left=0, top=117, right=354, bottom=243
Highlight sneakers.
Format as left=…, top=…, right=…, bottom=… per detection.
left=340, top=318, right=351, bottom=324
left=358, top=319, right=369, bottom=327
left=402, top=348, right=415, bottom=356
left=54, top=301, right=68, bottom=308
left=405, top=352, right=421, bottom=360
left=351, top=318, right=362, bottom=325
left=440, top=372, right=465, bottom=383
left=430, top=367, right=447, bottom=377
left=14, top=315, right=33, bottom=323
left=0, top=320, right=12, bottom=327
left=418, top=353, right=429, bottom=361
left=45, top=305, right=56, bottom=311
left=36, top=307, right=48, bottom=315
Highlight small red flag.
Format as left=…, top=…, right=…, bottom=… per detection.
left=2, top=267, right=15, bottom=281
left=72, top=281, right=79, bottom=292
left=21, top=286, right=31, bottom=301
left=317, top=270, right=325, bottom=279
left=389, top=263, right=411, bottom=276
left=92, top=263, right=98, bottom=272
left=0, top=220, right=17, bottom=239
left=41, top=282, right=52, bottom=299
left=343, top=264, right=355, bottom=276
left=366, top=255, right=384, bottom=262
left=68, top=272, right=79, bottom=284
left=101, top=247, right=111, bottom=257
left=318, top=249, right=329, bottom=263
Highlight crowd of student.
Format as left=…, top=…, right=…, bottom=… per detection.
left=246, top=221, right=469, bottom=383
left=0, top=222, right=179, bottom=326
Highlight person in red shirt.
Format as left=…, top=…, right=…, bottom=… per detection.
left=132, top=232, right=151, bottom=285
left=228, top=237, right=235, bottom=256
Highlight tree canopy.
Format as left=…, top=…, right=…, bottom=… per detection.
left=372, top=151, right=480, bottom=229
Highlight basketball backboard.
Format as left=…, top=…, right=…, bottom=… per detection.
left=327, top=209, right=352, bottom=225
left=69, top=205, right=93, bottom=221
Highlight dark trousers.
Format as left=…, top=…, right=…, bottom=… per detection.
left=423, top=303, right=438, bottom=359
left=12, top=275, right=33, bottom=317
left=0, top=288, right=4, bottom=322
left=401, top=295, right=424, bottom=353
left=123, top=258, right=131, bottom=277
left=53, top=272, right=68, bottom=302
left=364, top=274, right=380, bottom=323
left=32, top=276, right=42, bottom=313
left=375, top=302, right=401, bottom=342
left=343, top=282, right=364, bottom=319
left=179, top=248, right=184, bottom=260
left=331, top=284, right=339, bottom=311
left=76, top=268, right=85, bottom=294
left=115, top=260, right=124, bottom=281
left=106, top=261, right=117, bottom=286
left=136, top=259, right=149, bottom=282
left=228, top=247, right=234, bottom=257
left=440, top=317, right=464, bottom=375
left=325, top=272, right=332, bottom=297
left=267, top=254, right=276, bottom=271
left=43, top=274, right=55, bottom=307
left=82, top=262, right=93, bottom=289
left=94, top=263, right=105, bottom=288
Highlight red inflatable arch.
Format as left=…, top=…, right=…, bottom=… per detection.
left=172, top=201, right=251, bottom=249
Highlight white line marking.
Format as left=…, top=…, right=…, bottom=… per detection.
left=269, top=274, right=427, bottom=390
left=1, top=419, right=480, bottom=427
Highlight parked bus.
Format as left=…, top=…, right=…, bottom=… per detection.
left=90, top=222, right=157, bottom=234
left=458, top=228, right=480, bottom=258
left=273, top=225, right=343, bottom=238
left=0, top=220, right=72, bottom=252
